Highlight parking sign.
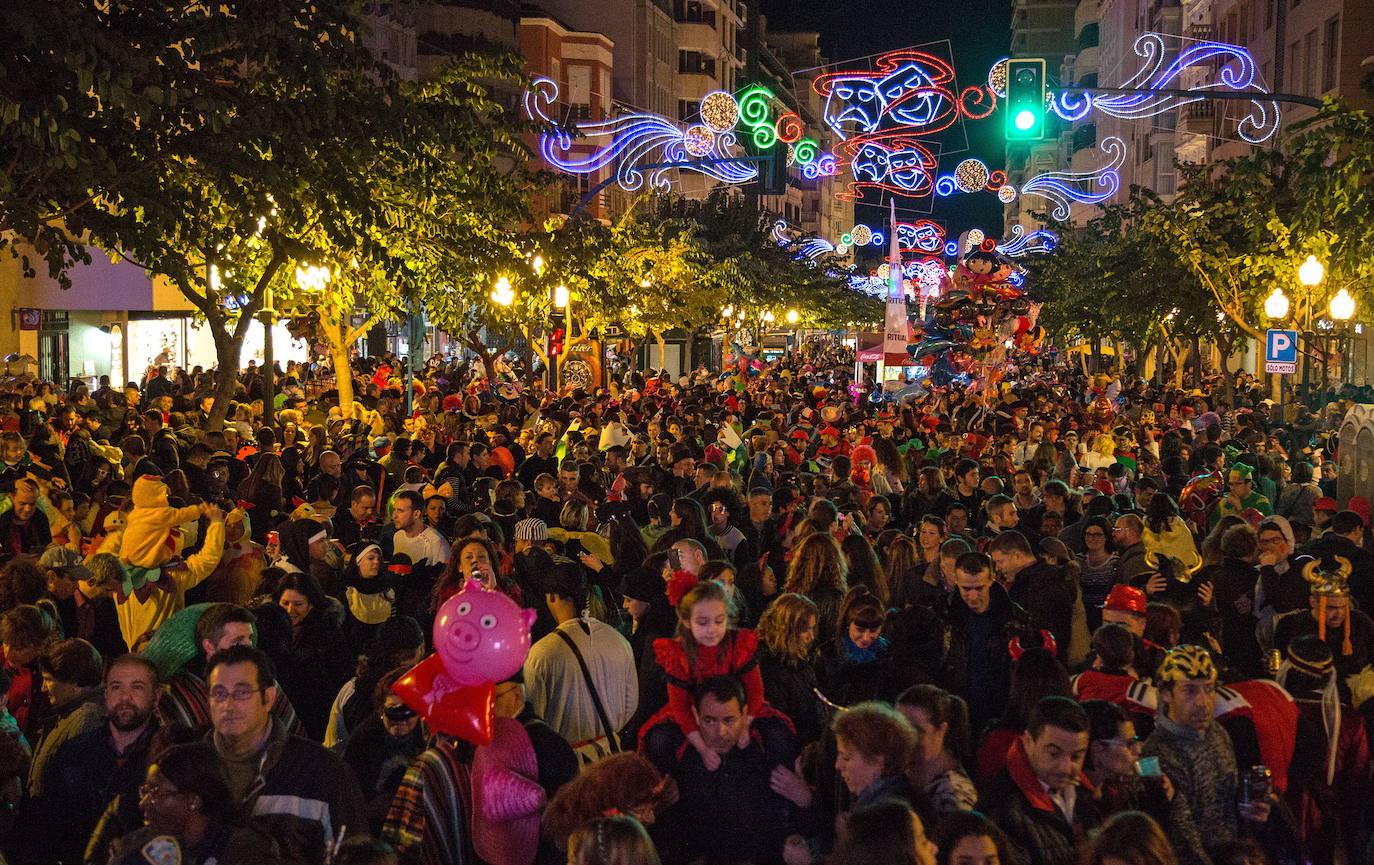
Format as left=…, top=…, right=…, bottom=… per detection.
left=1265, top=329, right=1297, bottom=374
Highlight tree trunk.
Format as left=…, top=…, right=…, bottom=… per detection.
left=207, top=325, right=242, bottom=430
left=653, top=330, right=667, bottom=374
left=329, top=332, right=355, bottom=419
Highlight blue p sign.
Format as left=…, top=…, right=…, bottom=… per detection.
left=1266, top=329, right=1298, bottom=364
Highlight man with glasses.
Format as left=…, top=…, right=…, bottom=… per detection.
left=1111, top=514, right=1150, bottom=586
left=1210, top=463, right=1272, bottom=529
left=156, top=603, right=303, bottom=736
left=206, top=644, right=364, bottom=862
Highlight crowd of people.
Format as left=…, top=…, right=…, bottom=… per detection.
left=0, top=341, right=1368, bottom=865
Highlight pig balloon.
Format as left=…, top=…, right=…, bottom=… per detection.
left=393, top=577, right=537, bottom=744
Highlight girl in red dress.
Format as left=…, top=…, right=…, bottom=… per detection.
left=640, top=578, right=793, bottom=772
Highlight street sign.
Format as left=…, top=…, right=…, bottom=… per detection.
left=1265, top=329, right=1297, bottom=374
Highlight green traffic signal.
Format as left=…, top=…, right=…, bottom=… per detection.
left=1005, top=58, right=1047, bottom=141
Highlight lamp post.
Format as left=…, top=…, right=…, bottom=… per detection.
left=1329, top=288, right=1356, bottom=387
left=1297, top=255, right=1325, bottom=402
left=553, top=283, right=570, bottom=387
left=1264, top=286, right=1291, bottom=424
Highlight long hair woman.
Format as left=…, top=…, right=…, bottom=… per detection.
left=755, top=593, right=823, bottom=745
left=783, top=532, right=849, bottom=646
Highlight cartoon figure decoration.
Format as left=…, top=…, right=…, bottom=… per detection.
left=392, top=577, right=537, bottom=745
left=905, top=243, right=1042, bottom=391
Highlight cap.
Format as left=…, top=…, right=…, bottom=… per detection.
left=38, top=546, right=83, bottom=570
left=1101, top=584, right=1147, bottom=616
left=620, top=566, right=664, bottom=604
left=1314, top=497, right=1339, bottom=513
left=513, top=518, right=549, bottom=542
left=372, top=435, right=392, bottom=452
left=1158, top=644, right=1217, bottom=684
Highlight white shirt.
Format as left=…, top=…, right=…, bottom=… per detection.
left=392, top=526, right=450, bottom=566
left=1041, top=779, right=1078, bottom=824
left=523, top=618, right=638, bottom=747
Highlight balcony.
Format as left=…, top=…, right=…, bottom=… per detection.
left=677, top=20, right=720, bottom=52
left=1181, top=99, right=1214, bottom=133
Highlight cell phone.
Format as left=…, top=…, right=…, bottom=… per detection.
left=1136, top=756, right=1161, bottom=777
left=667, top=547, right=682, bottom=571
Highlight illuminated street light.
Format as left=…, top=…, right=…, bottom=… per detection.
left=722, top=305, right=735, bottom=318
left=786, top=309, right=799, bottom=324
left=532, top=254, right=545, bottom=276
left=1264, top=287, right=1290, bottom=320
left=491, top=276, right=515, bottom=306
left=763, top=310, right=775, bottom=323
left=553, top=284, right=570, bottom=309
left=1298, top=255, right=1325, bottom=286
left=294, top=264, right=331, bottom=292
left=1330, top=288, right=1356, bottom=321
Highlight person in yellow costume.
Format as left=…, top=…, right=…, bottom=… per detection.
left=1210, top=463, right=1272, bottom=528
left=99, top=474, right=226, bottom=649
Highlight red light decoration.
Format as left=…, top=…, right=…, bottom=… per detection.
left=775, top=112, right=803, bottom=143
left=985, top=170, right=1007, bottom=190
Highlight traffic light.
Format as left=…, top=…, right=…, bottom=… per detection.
left=1005, top=58, right=1047, bottom=141
left=754, top=141, right=788, bottom=196
left=548, top=327, right=565, bottom=358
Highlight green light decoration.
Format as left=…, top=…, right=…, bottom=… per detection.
left=736, top=85, right=778, bottom=149
left=793, top=138, right=819, bottom=164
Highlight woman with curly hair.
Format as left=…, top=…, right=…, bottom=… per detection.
left=756, top=593, right=823, bottom=744
left=783, top=532, right=849, bottom=646
left=543, top=752, right=678, bottom=848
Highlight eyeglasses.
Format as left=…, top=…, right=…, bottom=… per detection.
left=138, top=784, right=184, bottom=803
left=208, top=686, right=265, bottom=704
left=1101, top=736, right=1142, bottom=750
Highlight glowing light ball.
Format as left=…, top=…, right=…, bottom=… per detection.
left=850, top=224, right=874, bottom=246
left=988, top=59, right=1009, bottom=98
left=700, top=91, right=740, bottom=132
left=998, top=185, right=1018, bottom=203
left=954, top=159, right=990, bottom=193
left=683, top=125, right=713, bottom=157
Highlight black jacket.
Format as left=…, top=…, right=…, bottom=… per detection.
left=275, top=608, right=356, bottom=740
left=757, top=646, right=824, bottom=746
left=942, top=582, right=1029, bottom=733
left=53, top=591, right=128, bottom=662
left=978, top=754, right=1102, bottom=865
left=1006, top=562, right=1076, bottom=664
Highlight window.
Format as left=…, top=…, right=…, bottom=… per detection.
left=1076, top=22, right=1099, bottom=49
left=674, top=0, right=717, bottom=27
left=677, top=99, right=701, bottom=122
left=1303, top=30, right=1316, bottom=95
left=1287, top=40, right=1300, bottom=91
left=1322, top=17, right=1340, bottom=92
left=678, top=50, right=716, bottom=77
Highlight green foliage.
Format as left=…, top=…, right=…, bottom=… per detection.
left=1028, top=100, right=1374, bottom=350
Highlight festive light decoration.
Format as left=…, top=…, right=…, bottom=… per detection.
left=700, top=90, right=740, bottom=131
left=684, top=125, right=713, bottom=157
left=835, top=134, right=936, bottom=201
left=736, top=85, right=778, bottom=148
left=999, top=224, right=1060, bottom=257
left=944, top=240, right=960, bottom=256
left=895, top=220, right=946, bottom=252
left=850, top=224, right=874, bottom=246
left=988, top=58, right=1009, bottom=98
left=797, top=238, right=837, bottom=259
left=814, top=50, right=963, bottom=138
left=962, top=229, right=984, bottom=255
left=776, top=111, right=803, bottom=143
left=1019, top=135, right=1126, bottom=219
left=1050, top=33, right=1281, bottom=143
left=793, top=138, right=819, bottom=165
left=523, top=78, right=756, bottom=192
left=954, top=158, right=990, bottom=192
left=986, top=170, right=1007, bottom=189
left=997, top=184, right=1018, bottom=203
left=801, top=152, right=838, bottom=179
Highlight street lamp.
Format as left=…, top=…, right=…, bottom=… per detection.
left=532, top=254, right=545, bottom=276
left=553, top=284, right=570, bottom=309
left=1330, top=288, right=1356, bottom=321
left=1264, top=287, right=1290, bottom=320
left=491, top=276, right=515, bottom=306
left=763, top=310, right=775, bottom=324
left=1299, top=255, right=1325, bottom=286
left=786, top=309, right=799, bottom=324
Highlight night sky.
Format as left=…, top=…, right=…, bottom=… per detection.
left=761, top=0, right=1012, bottom=244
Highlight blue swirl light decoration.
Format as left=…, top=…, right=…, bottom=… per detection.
left=1049, top=33, right=1281, bottom=144
left=1019, top=136, right=1126, bottom=220
left=523, top=78, right=757, bottom=192
left=999, top=224, right=1059, bottom=257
